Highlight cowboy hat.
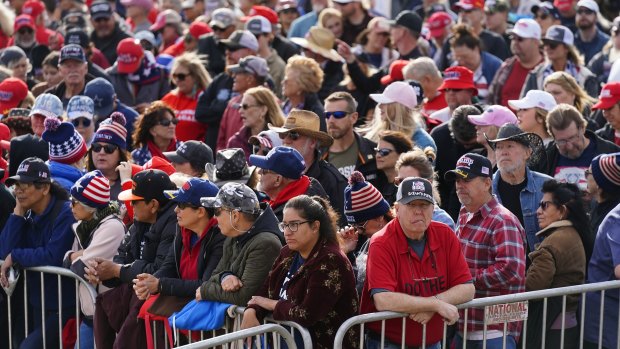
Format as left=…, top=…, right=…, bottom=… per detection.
left=268, top=109, right=334, bottom=147
left=290, top=26, right=344, bottom=62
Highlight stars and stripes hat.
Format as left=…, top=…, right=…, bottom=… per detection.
left=41, top=117, right=87, bottom=165
left=344, top=171, right=390, bottom=223
left=591, top=152, right=620, bottom=195
left=93, top=112, right=127, bottom=150
left=71, top=170, right=110, bottom=208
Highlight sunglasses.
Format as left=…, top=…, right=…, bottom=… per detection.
left=351, top=220, right=369, bottom=231
left=544, top=41, right=561, bottom=49
left=280, top=8, right=298, bottom=14
left=18, top=28, right=34, bottom=34
left=539, top=200, right=555, bottom=210
left=158, top=118, right=179, bottom=126
left=278, top=131, right=301, bottom=141
left=535, top=13, right=549, bottom=20
left=70, top=198, right=80, bottom=206
left=324, top=111, right=349, bottom=119
left=173, top=73, right=189, bottom=81
left=212, top=26, right=226, bottom=32
left=71, top=118, right=92, bottom=127
left=94, top=17, right=111, bottom=23
left=91, top=143, right=118, bottom=154
left=177, top=202, right=199, bottom=210
left=238, top=103, right=261, bottom=110
left=374, top=148, right=394, bottom=157
left=252, top=145, right=270, bottom=155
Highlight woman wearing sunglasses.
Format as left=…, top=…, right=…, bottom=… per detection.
left=88, top=112, right=130, bottom=202
left=374, top=130, right=413, bottom=205
left=525, top=180, right=589, bottom=349
left=522, top=24, right=598, bottom=99
left=161, top=52, right=212, bottom=142
left=67, top=95, right=96, bottom=146
left=241, top=195, right=358, bottom=349
left=226, top=86, right=285, bottom=161
left=131, top=101, right=182, bottom=166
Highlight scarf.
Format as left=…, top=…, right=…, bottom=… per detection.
left=269, top=175, right=311, bottom=209
left=147, top=139, right=177, bottom=161
left=75, top=203, right=120, bottom=248
left=127, top=51, right=162, bottom=86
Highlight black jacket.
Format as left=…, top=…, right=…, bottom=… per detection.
left=110, top=201, right=177, bottom=285
left=272, top=35, right=300, bottom=63
left=195, top=72, right=234, bottom=150
left=90, top=23, right=132, bottom=65
left=154, top=224, right=226, bottom=297
left=318, top=60, right=344, bottom=101
left=322, top=132, right=379, bottom=186
left=306, top=157, right=348, bottom=226
left=197, top=33, right=226, bottom=77
left=595, top=123, right=615, bottom=143
left=272, top=177, right=328, bottom=221
left=545, top=130, right=620, bottom=177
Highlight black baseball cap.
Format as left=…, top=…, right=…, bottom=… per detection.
left=163, top=140, right=214, bottom=167
left=117, top=169, right=176, bottom=203
left=59, top=44, right=87, bottom=64
left=389, top=10, right=423, bottom=34
left=445, top=153, right=493, bottom=180
left=65, top=29, right=90, bottom=49
left=90, top=0, right=113, bottom=19
left=396, top=177, right=434, bottom=204
left=6, top=157, right=51, bottom=186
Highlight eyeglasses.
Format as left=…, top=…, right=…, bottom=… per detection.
left=252, top=145, right=270, bottom=156
left=91, top=143, right=118, bottom=154
left=577, top=8, right=595, bottom=15
left=94, top=17, right=111, bottom=23
left=71, top=198, right=80, bottom=206
left=213, top=26, right=226, bottom=32
left=158, top=118, right=179, bottom=127
left=278, top=220, right=311, bottom=232
left=18, top=28, right=34, bottom=35
left=324, top=111, right=350, bottom=119
left=351, top=220, right=369, bottom=231
left=278, top=131, right=301, bottom=141
left=215, top=207, right=232, bottom=216
left=584, top=168, right=592, bottom=177
left=555, top=131, right=582, bottom=147
left=71, top=118, right=92, bottom=128
left=237, top=103, right=261, bottom=110
left=539, top=200, right=555, bottom=210
left=544, top=41, right=561, bottom=49
left=374, top=148, right=394, bottom=157
left=173, top=73, right=190, bottom=81
left=177, top=202, right=199, bottom=210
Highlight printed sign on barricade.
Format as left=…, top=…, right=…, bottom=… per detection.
left=484, top=301, right=529, bottom=325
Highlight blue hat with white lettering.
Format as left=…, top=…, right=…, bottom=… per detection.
left=67, top=95, right=94, bottom=121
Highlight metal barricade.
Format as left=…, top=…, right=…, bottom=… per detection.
left=333, top=280, right=620, bottom=349
left=0, top=260, right=98, bottom=349
left=175, top=323, right=298, bottom=349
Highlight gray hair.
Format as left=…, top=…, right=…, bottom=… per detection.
left=403, top=57, right=441, bottom=81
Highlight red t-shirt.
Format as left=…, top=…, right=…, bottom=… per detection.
left=500, top=61, right=531, bottom=107
left=360, top=219, right=472, bottom=347
left=162, top=90, right=207, bottom=142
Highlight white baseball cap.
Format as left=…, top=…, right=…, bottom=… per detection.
left=544, top=25, right=574, bottom=46
left=370, top=81, right=418, bottom=110
left=508, top=90, right=558, bottom=111
left=577, top=0, right=599, bottom=13
left=510, top=18, right=541, bottom=40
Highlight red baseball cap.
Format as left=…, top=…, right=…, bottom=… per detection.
left=14, top=14, right=35, bottom=32
left=0, top=78, right=28, bottom=115
left=242, top=5, right=278, bottom=25
left=116, top=38, right=144, bottom=74
left=427, top=12, right=451, bottom=38
left=593, top=82, right=620, bottom=110
left=189, top=21, right=212, bottom=38
left=438, top=66, right=478, bottom=95
left=554, top=0, right=574, bottom=12
left=130, top=156, right=176, bottom=176
left=380, top=60, right=409, bottom=86
left=21, top=0, right=46, bottom=18
left=455, top=0, right=484, bottom=10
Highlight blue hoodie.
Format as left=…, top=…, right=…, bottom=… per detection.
left=49, top=161, right=85, bottom=192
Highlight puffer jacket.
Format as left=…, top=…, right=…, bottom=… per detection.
left=199, top=205, right=283, bottom=306
left=49, top=161, right=85, bottom=193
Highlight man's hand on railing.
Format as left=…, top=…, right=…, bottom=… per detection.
left=435, top=301, right=459, bottom=325
left=409, top=311, right=435, bottom=325
left=0, top=253, right=13, bottom=288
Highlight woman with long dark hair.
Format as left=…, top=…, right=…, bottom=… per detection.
left=131, top=101, right=182, bottom=166
left=525, top=180, right=589, bottom=349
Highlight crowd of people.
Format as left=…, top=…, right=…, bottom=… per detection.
left=0, top=0, right=620, bottom=348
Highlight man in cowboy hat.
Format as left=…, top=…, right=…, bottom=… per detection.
left=487, top=123, right=552, bottom=256
left=269, top=109, right=348, bottom=222
left=291, top=26, right=344, bottom=100
left=205, top=148, right=255, bottom=187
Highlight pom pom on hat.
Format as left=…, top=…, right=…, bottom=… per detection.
left=41, top=118, right=88, bottom=165
left=343, top=171, right=390, bottom=223
left=93, top=112, right=128, bottom=150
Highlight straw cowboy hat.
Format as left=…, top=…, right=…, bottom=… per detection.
left=290, top=26, right=344, bottom=62
left=268, top=109, right=334, bottom=147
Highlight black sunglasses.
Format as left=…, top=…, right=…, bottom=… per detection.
left=71, top=118, right=92, bottom=128
left=324, top=111, right=349, bottom=119
left=18, top=28, right=34, bottom=34
left=158, top=118, right=179, bottom=126
left=544, top=41, right=561, bottom=49
left=374, top=148, right=394, bottom=157
left=252, top=144, right=270, bottom=155
left=91, top=143, right=118, bottom=154
left=173, top=73, right=189, bottom=81
left=280, top=8, right=298, bottom=14
left=278, top=131, right=301, bottom=141
left=177, top=202, right=199, bottom=210
left=539, top=200, right=555, bottom=210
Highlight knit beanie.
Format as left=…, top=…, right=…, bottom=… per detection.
left=343, top=171, right=390, bottom=224
left=42, top=117, right=88, bottom=164
left=93, top=112, right=127, bottom=150
left=71, top=170, right=110, bottom=209
left=591, top=152, right=620, bottom=195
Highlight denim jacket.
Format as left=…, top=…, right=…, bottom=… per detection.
left=492, top=167, right=552, bottom=252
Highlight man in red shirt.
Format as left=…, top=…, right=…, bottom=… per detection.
left=20, top=0, right=55, bottom=46
left=360, top=177, right=474, bottom=348
left=488, top=18, right=544, bottom=107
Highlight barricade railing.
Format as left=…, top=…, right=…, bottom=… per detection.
left=175, top=323, right=298, bottom=349
left=0, top=260, right=98, bottom=349
left=333, top=280, right=620, bottom=349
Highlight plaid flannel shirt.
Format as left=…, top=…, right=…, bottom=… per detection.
left=456, top=197, right=526, bottom=340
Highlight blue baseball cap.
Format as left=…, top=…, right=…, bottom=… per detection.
left=164, top=178, right=219, bottom=206
left=30, top=93, right=63, bottom=119
left=59, top=44, right=87, bottom=64
left=249, top=146, right=305, bottom=179
left=84, top=78, right=115, bottom=117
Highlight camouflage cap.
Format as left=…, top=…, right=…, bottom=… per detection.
left=200, top=182, right=261, bottom=214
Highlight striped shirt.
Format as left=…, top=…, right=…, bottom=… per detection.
left=456, top=197, right=526, bottom=340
